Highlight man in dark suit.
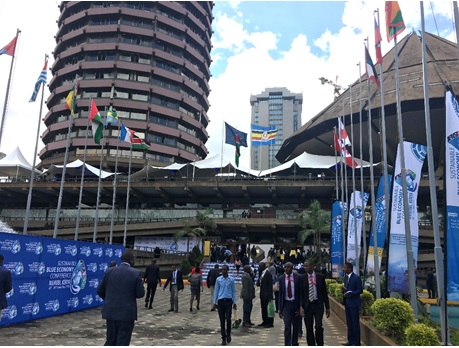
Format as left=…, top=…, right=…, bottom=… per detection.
left=207, top=264, right=221, bottom=311
left=0, top=253, right=12, bottom=322
left=240, top=264, right=255, bottom=328
left=278, top=261, right=303, bottom=346
left=257, top=261, right=274, bottom=328
left=163, top=264, right=184, bottom=313
left=301, top=260, right=330, bottom=346
left=143, top=259, right=161, bottom=309
left=97, top=250, right=145, bottom=346
left=341, top=262, right=363, bottom=346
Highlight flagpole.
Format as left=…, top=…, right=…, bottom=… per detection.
left=93, top=109, right=106, bottom=243
left=123, top=145, right=133, bottom=247
left=366, top=40, right=381, bottom=298
left=420, top=2, right=447, bottom=342
left=358, top=63, right=367, bottom=272
left=0, top=29, right=20, bottom=150
left=220, top=121, right=224, bottom=174
left=109, top=118, right=121, bottom=245
left=23, top=53, right=48, bottom=235
left=74, top=98, right=92, bottom=240
left=339, top=120, right=346, bottom=266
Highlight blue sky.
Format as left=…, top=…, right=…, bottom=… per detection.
left=0, top=1, right=456, bottom=169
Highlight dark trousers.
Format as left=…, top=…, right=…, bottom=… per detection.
left=261, top=298, right=274, bottom=326
left=282, top=300, right=300, bottom=346
left=345, top=305, right=360, bottom=346
left=217, top=299, right=233, bottom=341
left=104, top=319, right=135, bottom=346
left=145, top=283, right=158, bottom=306
left=304, top=301, right=325, bottom=345
left=242, top=299, right=253, bottom=325
left=274, top=290, right=280, bottom=311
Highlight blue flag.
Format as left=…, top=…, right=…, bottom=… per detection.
left=29, top=59, right=48, bottom=102
left=225, top=122, right=248, bottom=147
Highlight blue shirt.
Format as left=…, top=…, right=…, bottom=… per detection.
left=213, top=274, right=237, bottom=305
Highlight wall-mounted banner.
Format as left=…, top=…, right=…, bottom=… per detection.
left=445, top=90, right=459, bottom=301
left=366, top=174, right=392, bottom=278
left=387, top=141, right=426, bottom=293
left=330, top=200, right=346, bottom=278
left=346, top=191, right=369, bottom=272
left=0, top=232, right=124, bottom=326
left=134, top=236, right=201, bottom=253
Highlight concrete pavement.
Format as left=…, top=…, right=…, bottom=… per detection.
left=1, top=283, right=350, bottom=346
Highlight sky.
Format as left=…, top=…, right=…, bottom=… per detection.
left=0, top=1, right=457, bottom=169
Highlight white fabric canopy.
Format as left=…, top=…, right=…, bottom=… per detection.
left=0, top=146, right=41, bottom=177
left=41, top=159, right=115, bottom=179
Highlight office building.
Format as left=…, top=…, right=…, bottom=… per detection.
left=250, top=87, right=302, bottom=171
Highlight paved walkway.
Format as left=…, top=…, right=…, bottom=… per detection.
left=1, top=284, right=349, bottom=346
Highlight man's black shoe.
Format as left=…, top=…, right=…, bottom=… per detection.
left=145, top=303, right=148, bottom=308
left=148, top=305, right=152, bottom=309
left=168, top=309, right=174, bottom=312
left=341, top=342, right=352, bottom=346
left=227, top=335, right=231, bottom=343
left=257, top=322, right=266, bottom=327
left=221, top=340, right=227, bottom=346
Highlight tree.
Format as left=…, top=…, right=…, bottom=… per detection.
left=174, top=208, right=216, bottom=252
left=298, top=200, right=330, bottom=264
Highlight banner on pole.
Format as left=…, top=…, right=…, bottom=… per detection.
left=330, top=200, right=346, bottom=278
left=387, top=141, right=426, bottom=293
left=346, top=191, right=369, bottom=271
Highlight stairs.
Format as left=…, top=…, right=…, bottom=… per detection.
left=201, top=261, right=260, bottom=285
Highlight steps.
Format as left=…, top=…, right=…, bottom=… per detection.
left=201, top=262, right=260, bottom=284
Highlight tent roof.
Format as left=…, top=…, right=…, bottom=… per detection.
left=42, top=159, right=115, bottom=179
left=0, top=147, right=41, bottom=177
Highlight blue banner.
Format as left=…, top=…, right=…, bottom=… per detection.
left=331, top=200, right=346, bottom=278
left=366, top=174, right=392, bottom=278
left=0, top=232, right=124, bottom=326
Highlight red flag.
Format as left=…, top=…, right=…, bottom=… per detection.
left=0, top=35, right=18, bottom=56
left=365, top=45, right=380, bottom=88
left=335, top=119, right=358, bottom=168
left=374, top=16, right=383, bottom=64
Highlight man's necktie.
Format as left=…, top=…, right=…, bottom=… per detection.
left=287, top=275, right=292, bottom=298
left=309, top=274, right=314, bottom=301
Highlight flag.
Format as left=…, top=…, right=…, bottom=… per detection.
left=338, top=118, right=351, bottom=147
left=365, top=45, right=380, bottom=88
left=65, top=82, right=78, bottom=116
left=385, top=1, right=405, bottom=43
left=235, top=134, right=241, bottom=167
left=374, top=16, right=383, bottom=64
left=225, top=122, right=248, bottom=147
left=29, top=59, right=48, bottom=103
left=89, top=100, right=103, bottom=144
left=0, top=35, right=18, bottom=56
left=105, top=110, right=118, bottom=126
left=119, top=123, right=149, bottom=150
left=251, top=124, right=277, bottom=146
left=335, top=119, right=358, bottom=168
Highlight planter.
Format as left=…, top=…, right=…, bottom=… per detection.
left=329, top=297, right=398, bottom=346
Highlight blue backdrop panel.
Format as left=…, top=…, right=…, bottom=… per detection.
left=0, top=232, right=124, bottom=326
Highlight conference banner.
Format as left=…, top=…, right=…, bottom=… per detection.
left=0, top=232, right=124, bottom=326
left=346, top=191, right=369, bottom=271
left=445, top=90, right=459, bottom=301
left=387, top=141, right=426, bottom=293
left=365, top=174, right=392, bottom=278
left=330, top=200, right=346, bottom=278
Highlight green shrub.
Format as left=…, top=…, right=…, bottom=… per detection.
left=370, top=298, right=415, bottom=339
left=181, top=259, right=192, bottom=276
left=360, top=289, right=374, bottom=316
left=327, top=282, right=343, bottom=303
left=325, top=278, right=337, bottom=287
left=405, top=323, right=441, bottom=346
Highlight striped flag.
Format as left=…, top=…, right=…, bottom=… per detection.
left=335, top=119, right=358, bottom=168
left=119, top=123, right=149, bottom=150
left=89, top=100, right=103, bottom=145
left=365, top=45, right=380, bottom=88
left=0, top=34, right=18, bottom=56
left=29, top=59, right=48, bottom=102
left=65, top=82, right=78, bottom=116
left=251, top=124, right=277, bottom=146
left=374, top=16, right=383, bottom=64
left=385, top=1, right=405, bottom=43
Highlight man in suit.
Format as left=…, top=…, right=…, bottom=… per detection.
left=143, top=259, right=161, bottom=309
left=278, top=261, right=303, bottom=346
left=207, top=264, right=221, bottom=311
left=97, top=250, right=145, bottom=346
left=301, top=260, right=330, bottom=346
left=240, top=264, right=255, bottom=328
left=163, top=264, right=184, bottom=313
left=0, top=254, right=12, bottom=322
left=257, top=261, right=274, bottom=328
left=341, top=262, right=363, bottom=346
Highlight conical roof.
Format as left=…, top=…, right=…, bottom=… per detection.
left=277, top=31, right=459, bottom=167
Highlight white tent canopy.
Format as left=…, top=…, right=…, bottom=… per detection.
left=0, top=146, right=42, bottom=178
left=41, top=159, right=115, bottom=179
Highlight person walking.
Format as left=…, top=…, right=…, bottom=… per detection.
left=257, top=261, right=274, bottom=328
left=301, top=260, right=330, bottom=346
left=163, top=264, right=184, bottom=313
left=240, top=264, right=255, bottom=328
left=143, top=259, right=161, bottom=309
left=426, top=268, right=435, bottom=299
left=213, top=264, right=237, bottom=346
left=207, top=264, right=221, bottom=311
left=97, top=250, right=145, bottom=346
left=0, top=254, right=12, bottom=322
left=278, top=261, right=303, bottom=346
left=189, top=266, right=203, bottom=311
left=341, top=262, right=363, bottom=346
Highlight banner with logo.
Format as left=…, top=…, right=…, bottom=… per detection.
left=0, top=232, right=124, bottom=326
left=330, top=200, right=346, bottom=278
left=387, top=141, right=426, bottom=293
left=134, top=236, right=200, bottom=253
left=346, top=191, right=369, bottom=271
left=445, top=90, right=459, bottom=301
left=366, top=174, right=392, bottom=278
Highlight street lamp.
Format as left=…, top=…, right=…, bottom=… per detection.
left=319, top=76, right=343, bottom=99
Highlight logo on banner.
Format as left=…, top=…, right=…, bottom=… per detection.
left=65, top=245, right=78, bottom=256
left=70, top=260, right=87, bottom=294
left=169, top=242, right=178, bottom=251
left=68, top=297, right=79, bottom=308
left=105, top=248, right=113, bottom=258
left=350, top=206, right=363, bottom=219
left=47, top=243, right=62, bottom=256
left=80, top=246, right=91, bottom=257
left=395, top=169, right=417, bottom=192
left=6, top=288, right=13, bottom=298
left=14, top=262, right=24, bottom=275
left=115, top=249, right=122, bottom=257
left=32, top=302, right=40, bottom=316
left=6, top=305, right=17, bottom=319
left=410, top=143, right=427, bottom=162
left=93, top=247, right=103, bottom=257
left=45, top=299, right=60, bottom=312
left=11, top=240, right=21, bottom=254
